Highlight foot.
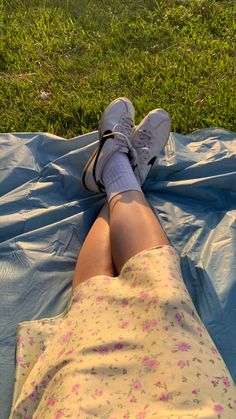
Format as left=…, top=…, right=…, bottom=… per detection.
left=82, top=97, right=136, bottom=192
left=131, top=109, right=171, bottom=185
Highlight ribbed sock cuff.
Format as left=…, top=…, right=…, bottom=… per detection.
left=102, top=152, right=142, bottom=202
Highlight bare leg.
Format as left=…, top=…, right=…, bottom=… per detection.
left=72, top=203, right=117, bottom=291
left=109, top=190, right=170, bottom=273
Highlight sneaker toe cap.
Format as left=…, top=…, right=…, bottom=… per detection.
left=148, top=109, right=171, bottom=128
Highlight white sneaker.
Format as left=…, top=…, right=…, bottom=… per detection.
left=131, top=109, right=171, bottom=185
left=82, top=97, right=136, bottom=192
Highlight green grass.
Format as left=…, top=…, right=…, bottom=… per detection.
left=0, top=0, right=235, bottom=137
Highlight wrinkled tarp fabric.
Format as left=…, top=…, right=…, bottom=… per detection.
left=0, top=129, right=235, bottom=419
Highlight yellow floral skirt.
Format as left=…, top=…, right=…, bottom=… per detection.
left=10, top=245, right=236, bottom=418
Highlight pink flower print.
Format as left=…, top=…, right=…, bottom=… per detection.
left=177, top=360, right=186, bottom=368
left=17, top=335, right=24, bottom=345
left=98, top=346, right=109, bottom=355
left=104, top=277, right=112, bottom=285
left=120, top=321, right=129, bottom=329
left=151, top=297, right=159, bottom=305
left=170, top=273, right=177, bottom=280
left=139, top=291, right=149, bottom=300
left=142, top=319, right=158, bottom=331
left=160, top=392, right=169, bottom=401
left=142, top=356, right=160, bottom=369
left=29, top=336, right=34, bottom=346
left=192, top=388, right=200, bottom=395
left=211, top=346, right=218, bottom=355
left=211, top=378, right=218, bottom=386
left=175, top=312, right=183, bottom=321
left=132, top=381, right=141, bottom=390
left=39, top=380, right=48, bottom=389
left=221, top=377, right=231, bottom=388
left=59, top=331, right=73, bottom=345
left=213, top=404, right=224, bottom=414
left=65, top=350, right=74, bottom=356
left=96, top=295, right=103, bottom=302
left=72, top=384, right=81, bottom=393
left=71, top=293, right=81, bottom=303
left=196, top=326, right=203, bottom=335
left=16, top=356, right=24, bottom=366
left=124, top=266, right=132, bottom=273
left=137, top=411, right=147, bottom=419
left=114, top=342, right=124, bottom=350
left=141, top=262, right=149, bottom=272
left=47, top=396, right=57, bottom=406
left=54, top=410, right=64, bottom=419
left=154, top=381, right=162, bottom=387
left=29, top=391, right=37, bottom=401
left=94, top=390, right=103, bottom=398
left=129, top=395, right=137, bottom=403
left=177, top=342, right=191, bottom=351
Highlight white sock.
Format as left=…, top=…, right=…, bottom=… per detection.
left=102, top=152, right=142, bottom=203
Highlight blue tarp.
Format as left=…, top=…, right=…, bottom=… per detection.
left=0, top=128, right=236, bottom=418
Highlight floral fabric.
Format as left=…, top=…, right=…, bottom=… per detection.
left=10, top=245, right=236, bottom=418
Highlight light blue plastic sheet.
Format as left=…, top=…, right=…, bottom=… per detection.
left=0, top=128, right=236, bottom=418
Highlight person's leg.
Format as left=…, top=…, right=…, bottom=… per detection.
left=72, top=203, right=117, bottom=291
left=109, top=190, right=170, bottom=273
left=81, top=97, right=171, bottom=276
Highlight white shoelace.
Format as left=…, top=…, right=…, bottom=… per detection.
left=136, top=128, right=153, bottom=150
left=100, top=119, right=155, bottom=186
left=135, top=128, right=153, bottom=167
left=102, top=114, right=138, bottom=163
left=129, top=128, right=154, bottom=185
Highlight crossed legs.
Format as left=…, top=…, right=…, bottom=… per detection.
left=72, top=190, right=169, bottom=291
